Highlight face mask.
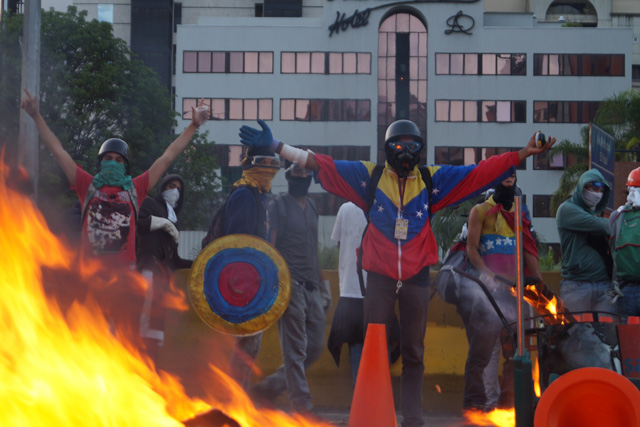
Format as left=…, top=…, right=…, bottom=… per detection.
left=162, top=188, right=180, bottom=208
left=628, top=187, right=640, bottom=208
left=492, top=181, right=516, bottom=211
left=100, top=160, right=126, bottom=183
left=288, top=176, right=312, bottom=197
left=583, top=189, right=603, bottom=210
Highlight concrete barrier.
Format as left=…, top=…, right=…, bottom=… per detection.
left=160, top=269, right=562, bottom=411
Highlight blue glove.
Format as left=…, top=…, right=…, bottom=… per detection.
left=239, top=119, right=280, bottom=151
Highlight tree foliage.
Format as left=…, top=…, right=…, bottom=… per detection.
left=593, top=89, right=640, bottom=162
left=0, top=7, right=219, bottom=229
left=431, top=198, right=481, bottom=261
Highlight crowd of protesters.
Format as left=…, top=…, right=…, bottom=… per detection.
left=23, top=87, right=640, bottom=424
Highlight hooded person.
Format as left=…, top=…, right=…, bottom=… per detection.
left=556, top=168, right=613, bottom=313
left=239, top=118, right=555, bottom=426
left=136, top=174, right=192, bottom=273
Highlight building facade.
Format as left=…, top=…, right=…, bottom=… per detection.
left=175, top=0, right=631, bottom=248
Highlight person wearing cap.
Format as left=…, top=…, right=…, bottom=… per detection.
left=556, top=169, right=613, bottom=313
left=20, top=89, right=208, bottom=267
left=608, top=167, right=640, bottom=318
left=223, top=145, right=281, bottom=390
left=249, top=157, right=326, bottom=414
left=239, top=119, right=554, bottom=426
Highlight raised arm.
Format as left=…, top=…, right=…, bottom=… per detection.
left=21, top=89, right=77, bottom=186
left=148, top=99, right=209, bottom=189
left=239, top=119, right=319, bottom=171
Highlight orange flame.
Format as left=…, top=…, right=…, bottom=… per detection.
left=533, top=355, right=541, bottom=398
left=464, top=408, right=515, bottom=427
left=0, top=163, right=332, bottom=426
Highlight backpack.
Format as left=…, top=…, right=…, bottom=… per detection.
left=201, top=186, right=264, bottom=249
left=356, top=165, right=433, bottom=295
left=612, top=207, right=640, bottom=281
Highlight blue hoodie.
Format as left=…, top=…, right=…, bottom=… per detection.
left=556, top=169, right=611, bottom=281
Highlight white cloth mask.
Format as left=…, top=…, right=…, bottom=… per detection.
left=162, top=188, right=180, bottom=208
left=583, top=189, right=603, bottom=211
left=628, top=187, right=640, bottom=208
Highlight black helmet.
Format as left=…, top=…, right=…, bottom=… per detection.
left=384, top=120, right=423, bottom=144
left=98, top=138, right=130, bottom=164
left=384, top=120, right=423, bottom=177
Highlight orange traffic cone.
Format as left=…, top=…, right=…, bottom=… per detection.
left=348, top=323, right=397, bottom=427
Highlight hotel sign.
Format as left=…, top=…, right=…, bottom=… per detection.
left=328, top=0, right=479, bottom=36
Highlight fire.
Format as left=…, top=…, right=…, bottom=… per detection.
left=533, top=355, right=541, bottom=398
left=464, top=408, right=515, bottom=427
left=0, top=164, right=332, bottom=427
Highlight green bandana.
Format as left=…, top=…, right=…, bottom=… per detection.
left=92, top=160, right=133, bottom=190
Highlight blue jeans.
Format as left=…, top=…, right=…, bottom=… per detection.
left=616, top=282, right=640, bottom=318
left=560, top=279, right=615, bottom=313
left=349, top=342, right=363, bottom=388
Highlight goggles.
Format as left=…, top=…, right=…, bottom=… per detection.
left=247, top=155, right=280, bottom=169
left=388, top=140, right=422, bottom=154
left=589, top=181, right=605, bottom=189
left=285, top=163, right=312, bottom=177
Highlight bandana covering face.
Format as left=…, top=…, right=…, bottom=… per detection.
left=583, top=189, right=603, bottom=211
left=162, top=188, right=180, bottom=208
left=92, top=160, right=133, bottom=190
left=233, top=168, right=278, bottom=193
left=492, top=181, right=516, bottom=211
left=628, top=187, right=640, bottom=208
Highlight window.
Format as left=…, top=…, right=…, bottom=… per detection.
left=182, top=98, right=272, bottom=120
left=534, top=54, right=624, bottom=77
left=280, top=99, right=371, bottom=121
left=533, top=195, right=553, bottom=218
left=435, top=53, right=526, bottom=75
left=280, top=52, right=371, bottom=74
left=97, top=4, right=113, bottom=23
left=533, top=101, right=601, bottom=123
left=435, top=100, right=526, bottom=123
left=182, top=51, right=273, bottom=73
left=434, top=146, right=526, bottom=170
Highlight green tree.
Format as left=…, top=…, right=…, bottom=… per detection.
left=431, top=198, right=480, bottom=261
left=0, top=7, right=220, bottom=229
left=592, top=89, right=640, bottom=162
left=547, top=127, right=589, bottom=214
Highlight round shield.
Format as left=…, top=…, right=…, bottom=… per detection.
left=189, top=234, right=290, bottom=336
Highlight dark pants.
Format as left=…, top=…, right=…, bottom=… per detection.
left=364, top=271, right=430, bottom=427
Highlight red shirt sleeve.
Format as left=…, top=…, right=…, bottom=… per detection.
left=133, top=171, right=150, bottom=208
left=71, top=165, right=94, bottom=202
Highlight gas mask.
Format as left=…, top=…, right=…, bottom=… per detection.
left=385, top=140, right=422, bottom=178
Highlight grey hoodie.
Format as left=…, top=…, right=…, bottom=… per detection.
left=556, top=169, right=611, bottom=281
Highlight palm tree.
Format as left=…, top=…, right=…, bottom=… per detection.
left=592, top=89, right=640, bottom=162
left=431, top=198, right=480, bottom=261
left=548, top=126, right=589, bottom=214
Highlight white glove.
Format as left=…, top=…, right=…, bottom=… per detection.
left=150, top=216, right=179, bottom=243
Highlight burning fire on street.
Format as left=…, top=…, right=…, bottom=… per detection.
left=0, top=164, right=332, bottom=426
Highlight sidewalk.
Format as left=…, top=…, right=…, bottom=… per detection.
left=313, top=408, right=469, bottom=427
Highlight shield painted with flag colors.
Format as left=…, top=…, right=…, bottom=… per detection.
left=189, top=234, right=291, bottom=336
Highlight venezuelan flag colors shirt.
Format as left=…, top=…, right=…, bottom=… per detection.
left=315, top=151, right=521, bottom=281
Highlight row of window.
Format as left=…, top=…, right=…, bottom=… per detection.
left=281, top=52, right=371, bottom=74
left=435, top=100, right=601, bottom=124
left=182, top=97, right=606, bottom=126
left=182, top=98, right=371, bottom=122
left=182, top=97, right=603, bottom=124
left=434, top=146, right=583, bottom=171
left=435, top=100, right=526, bottom=123
left=533, top=54, right=624, bottom=77
left=435, top=53, right=526, bottom=76
left=183, top=51, right=625, bottom=77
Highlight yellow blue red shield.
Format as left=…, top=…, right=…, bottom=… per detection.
left=189, top=234, right=291, bottom=336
